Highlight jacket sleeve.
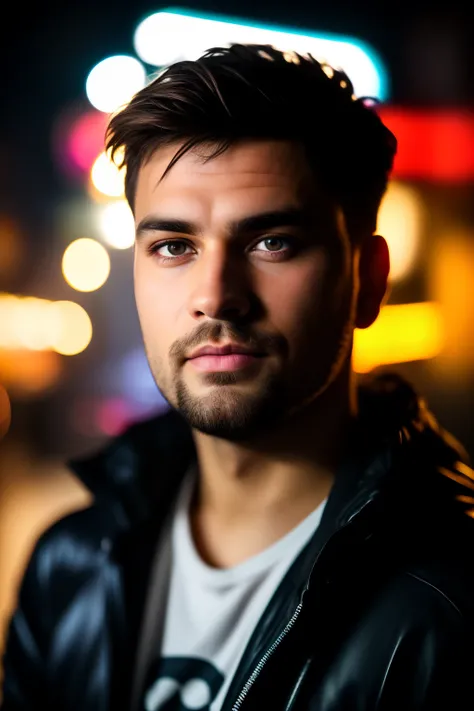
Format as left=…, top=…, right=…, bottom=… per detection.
left=375, top=587, right=474, bottom=710
left=1, top=536, right=52, bottom=710
left=416, top=618, right=474, bottom=710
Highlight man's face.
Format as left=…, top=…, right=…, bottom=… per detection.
left=134, top=140, right=358, bottom=441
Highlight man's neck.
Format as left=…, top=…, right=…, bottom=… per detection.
left=189, top=374, right=357, bottom=568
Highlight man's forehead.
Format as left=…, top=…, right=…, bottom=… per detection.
left=141, top=141, right=312, bottom=185
left=135, top=140, right=321, bottom=217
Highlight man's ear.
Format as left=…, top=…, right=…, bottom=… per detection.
left=355, top=235, right=390, bottom=330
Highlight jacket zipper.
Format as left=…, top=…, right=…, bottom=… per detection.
left=231, top=601, right=304, bottom=711
left=230, top=499, right=375, bottom=711
left=230, top=529, right=330, bottom=711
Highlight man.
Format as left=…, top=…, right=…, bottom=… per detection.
left=2, top=44, right=474, bottom=711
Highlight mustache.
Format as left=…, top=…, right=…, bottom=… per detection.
left=169, top=322, right=287, bottom=365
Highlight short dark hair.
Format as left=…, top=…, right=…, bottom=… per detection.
left=106, top=44, right=397, bottom=236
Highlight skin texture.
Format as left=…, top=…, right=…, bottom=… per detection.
left=133, top=139, right=389, bottom=566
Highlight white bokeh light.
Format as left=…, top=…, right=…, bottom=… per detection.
left=86, top=55, right=147, bottom=113
left=97, top=200, right=135, bottom=249
left=48, top=301, right=93, bottom=356
left=62, top=238, right=111, bottom=292
left=133, top=10, right=387, bottom=99
left=91, top=150, right=125, bottom=198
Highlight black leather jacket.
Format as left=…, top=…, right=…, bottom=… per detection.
left=2, top=373, right=474, bottom=711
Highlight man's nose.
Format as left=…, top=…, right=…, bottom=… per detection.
left=187, top=250, right=252, bottom=322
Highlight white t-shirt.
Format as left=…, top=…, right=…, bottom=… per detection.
left=142, top=474, right=326, bottom=711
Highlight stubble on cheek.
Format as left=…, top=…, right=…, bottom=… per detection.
left=144, top=343, right=177, bottom=406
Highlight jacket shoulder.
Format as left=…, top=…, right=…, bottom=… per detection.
left=30, top=502, right=126, bottom=574
left=5, top=503, right=126, bottom=653
left=11, top=502, right=125, bottom=625
left=1, top=504, right=127, bottom=708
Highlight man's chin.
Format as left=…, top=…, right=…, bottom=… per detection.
left=174, top=387, right=284, bottom=442
left=188, top=419, right=257, bottom=442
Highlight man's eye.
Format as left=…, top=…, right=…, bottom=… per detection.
left=252, top=237, right=292, bottom=254
left=149, top=240, right=192, bottom=260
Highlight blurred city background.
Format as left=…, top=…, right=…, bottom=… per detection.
left=1, top=0, right=473, bottom=679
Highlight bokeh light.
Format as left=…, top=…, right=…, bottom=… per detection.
left=0, top=294, right=93, bottom=358
left=14, top=297, right=54, bottom=351
left=0, top=350, right=62, bottom=395
left=90, top=150, right=125, bottom=198
left=429, top=231, right=474, bottom=376
left=0, top=294, right=23, bottom=349
left=377, top=182, right=423, bottom=282
left=47, top=301, right=93, bottom=356
left=85, top=55, right=147, bottom=113
left=0, top=295, right=52, bottom=350
left=95, top=397, right=133, bottom=436
left=354, top=302, right=444, bottom=373
left=66, top=110, right=109, bottom=173
left=379, top=109, right=474, bottom=182
left=133, top=10, right=387, bottom=99
left=62, top=238, right=110, bottom=292
left=97, top=200, right=135, bottom=249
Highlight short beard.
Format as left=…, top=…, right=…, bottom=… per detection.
left=144, top=308, right=354, bottom=442
left=174, top=369, right=289, bottom=442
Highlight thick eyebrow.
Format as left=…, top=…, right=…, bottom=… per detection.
left=135, top=207, right=311, bottom=241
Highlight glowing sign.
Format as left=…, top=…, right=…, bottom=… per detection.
left=134, top=8, right=388, bottom=100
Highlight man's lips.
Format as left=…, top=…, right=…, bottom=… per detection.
left=187, top=343, right=264, bottom=359
left=186, top=344, right=265, bottom=373
left=187, top=352, right=264, bottom=373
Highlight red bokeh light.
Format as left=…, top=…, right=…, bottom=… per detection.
left=67, top=111, right=109, bottom=173
left=379, top=108, right=474, bottom=182
left=95, top=397, right=133, bottom=437
left=53, top=105, right=109, bottom=179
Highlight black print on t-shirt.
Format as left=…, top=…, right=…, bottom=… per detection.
left=143, top=656, right=225, bottom=711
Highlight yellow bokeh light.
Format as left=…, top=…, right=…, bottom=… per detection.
left=353, top=302, right=444, bottom=373
left=0, top=294, right=22, bottom=348
left=90, top=149, right=125, bottom=198
left=377, top=182, right=423, bottom=283
left=428, top=231, right=474, bottom=376
left=0, top=349, right=62, bottom=394
left=47, top=301, right=93, bottom=356
left=15, top=297, right=53, bottom=351
left=62, top=238, right=110, bottom=292
left=0, top=293, right=93, bottom=358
